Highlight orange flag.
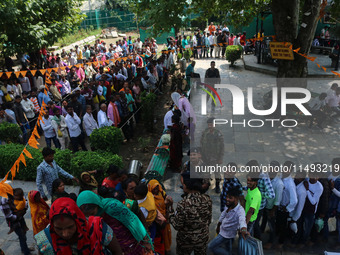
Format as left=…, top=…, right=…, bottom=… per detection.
left=0, top=72, right=3, bottom=78
left=306, top=57, right=316, bottom=62
left=23, top=148, right=33, bottom=159
left=321, top=66, right=327, bottom=72
left=293, top=48, right=300, bottom=53
left=28, top=135, right=39, bottom=149
left=10, top=160, right=19, bottom=179
left=105, top=60, right=110, bottom=64
left=18, top=153, right=26, bottom=167
left=47, top=68, right=52, bottom=73
left=331, top=71, right=340, bottom=77
left=60, top=66, right=66, bottom=70
left=52, top=68, right=59, bottom=72
left=5, top=72, right=13, bottom=78
left=0, top=179, right=13, bottom=198
left=40, top=69, right=46, bottom=75
left=317, top=63, right=321, bottom=68
left=15, top=72, right=21, bottom=78
left=20, top=71, right=27, bottom=77
left=30, top=70, right=37, bottom=76
left=32, top=126, right=40, bottom=139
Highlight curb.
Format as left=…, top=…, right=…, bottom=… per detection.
left=242, top=58, right=338, bottom=78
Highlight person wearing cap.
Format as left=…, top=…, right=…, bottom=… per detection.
left=200, top=117, right=224, bottom=193
left=168, top=171, right=212, bottom=255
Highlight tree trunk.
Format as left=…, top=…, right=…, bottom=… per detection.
left=271, top=0, right=321, bottom=84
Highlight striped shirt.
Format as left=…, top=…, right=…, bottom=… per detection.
left=30, top=96, right=40, bottom=112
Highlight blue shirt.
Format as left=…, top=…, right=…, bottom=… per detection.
left=77, top=94, right=86, bottom=113
left=36, top=160, right=74, bottom=198
left=38, top=92, right=50, bottom=107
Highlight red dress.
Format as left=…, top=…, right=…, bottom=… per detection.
left=102, top=178, right=119, bottom=189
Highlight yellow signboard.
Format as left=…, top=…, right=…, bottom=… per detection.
left=269, top=42, right=294, bottom=60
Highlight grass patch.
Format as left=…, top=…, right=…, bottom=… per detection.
left=54, top=28, right=102, bottom=47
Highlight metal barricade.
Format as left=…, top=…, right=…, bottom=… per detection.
left=238, top=235, right=264, bottom=255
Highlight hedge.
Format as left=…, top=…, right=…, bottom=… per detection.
left=90, top=126, right=123, bottom=154
left=225, top=45, right=243, bottom=66
left=0, top=144, right=123, bottom=183
left=0, top=122, right=22, bottom=143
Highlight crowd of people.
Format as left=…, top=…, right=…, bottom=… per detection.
left=0, top=36, right=176, bottom=148
left=1, top=27, right=340, bottom=255
left=167, top=22, right=248, bottom=60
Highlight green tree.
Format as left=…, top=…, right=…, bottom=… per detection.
left=0, top=0, right=84, bottom=56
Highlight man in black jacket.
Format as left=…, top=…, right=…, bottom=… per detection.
left=204, top=61, right=221, bottom=107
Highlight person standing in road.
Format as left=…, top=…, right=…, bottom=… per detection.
left=200, top=118, right=224, bottom=193
left=36, top=147, right=79, bottom=200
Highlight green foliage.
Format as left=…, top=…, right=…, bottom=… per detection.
left=183, top=48, right=193, bottom=61
left=0, top=144, right=42, bottom=181
left=90, top=126, right=123, bottom=154
left=177, top=53, right=183, bottom=60
left=0, top=0, right=85, bottom=56
left=225, top=45, right=243, bottom=66
left=0, top=144, right=122, bottom=183
left=54, top=148, right=73, bottom=171
left=141, top=92, right=157, bottom=132
left=70, top=151, right=123, bottom=183
left=0, top=122, right=22, bottom=143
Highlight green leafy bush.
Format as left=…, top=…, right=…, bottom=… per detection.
left=54, top=149, right=73, bottom=171
left=177, top=53, right=182, bottom=60
left=225, top=45, right=243, bottom=66
left=90, top=126, right=123, bottom=154
left=141, top=92, right=157, bottom=132
left=0, top=122, right=22, bottom=143
left=70, top=151, right=123, bottom=184
left=0, top=144, right=42, bottom=181
left=0, top=144, right=122, bottom=183
left=183, top=49, right=193, bottom=61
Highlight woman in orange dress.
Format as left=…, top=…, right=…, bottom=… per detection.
left=148, top=179, right=172, bottom=255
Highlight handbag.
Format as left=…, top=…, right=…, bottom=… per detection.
left=57, top=128, right=63, bottom=138
left=155, top=209, right=167, bottom=228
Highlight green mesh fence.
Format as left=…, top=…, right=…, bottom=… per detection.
left=139, top=28, right=176, bottom=44
left=80, top=9, right=137, bottom=32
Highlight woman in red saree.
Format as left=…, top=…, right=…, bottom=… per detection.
left=35, top=197, right=122, bottom=255
left=28, top=190, right=50, bottom=235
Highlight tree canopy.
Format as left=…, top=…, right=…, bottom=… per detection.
left=0, top=0, right=84, bottom=56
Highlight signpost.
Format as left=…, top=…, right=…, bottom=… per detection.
left=270, top=42, right=294, bottom=60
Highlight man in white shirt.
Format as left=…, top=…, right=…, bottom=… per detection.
left=208, top=33, right=215, bottom=58
left=276, top=161, right=297, bottom=249
left=222, top=24, right=229, bottom=33
left=208, top=187, right=247, bottom=254
left=21, top=91, right=35, bottom=127
left=135, top=38, right=143, bottom=52
left=97, top=103, right=113, bottom=128
left=40, top=112, right=61, bottom=149
left=308, top=93, right=327, bottom=128
left=83, top=105, right=99, bottom=136
left=65, top=106, right=87, bottom=152
left=164, top=108, right=174, bottom=129
left=51, top=107, right=69, bottom=150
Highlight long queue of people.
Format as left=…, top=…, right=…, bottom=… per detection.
left=0, top=37, right=176, bottom=149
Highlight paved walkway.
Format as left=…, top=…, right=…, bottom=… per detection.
left=243, top=52, right=339, bottom=78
